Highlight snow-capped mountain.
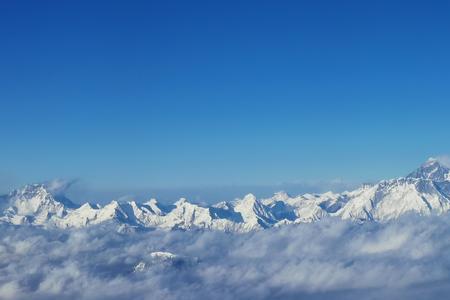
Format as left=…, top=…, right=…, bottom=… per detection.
left=1, top=184, right=77, bottom=225
left=1, top=158, right=450, bottom=232
left=133, top=251, right=199, bottom=272
left=337, top=158, right=450, bottom=221
left=407, top=157, right=450, bottom=181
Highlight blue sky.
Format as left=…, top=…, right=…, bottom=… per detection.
left=1, top=0, right=449, bottom=202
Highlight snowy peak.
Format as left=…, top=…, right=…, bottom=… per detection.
left=2, top=184, right=76, bottom=225
left=164, top=198, right=213, bottom=229
left=133, top=251, right=199, bottom=272
left=10, top=183, right=78, bottom=208
left=271, top=191, right=291, bottom=202
left=407, top=158, right=450, bottom=182
left=233, top=194, right=276, bottom=228
left=9, top=184, right=54, bottom=204
left=338, top=176, right=450, bottom=222
left=142, top=198, right=166, bottom=216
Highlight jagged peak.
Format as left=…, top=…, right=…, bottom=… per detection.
left=144, top=198, right=159, bottom=206
left=174, top=198, right=190, bottom=207
left=321, top=191, right=338, bottom=197
left=141, top=198, right=167, bottom=216
left=407, top=158, right=450, bottom=182
left=79, top=203, right=94, bottom=210
left=104, top=200, right=121, bottom=209
left=10, top=183, right=49, bottom=196
left=241, top=193, right=257, bottom=202
left=174, top=198, right=188, bottom=207
left=272, top=191, right=291, bottom=201
left=8, top=183, right=79, bottom=209
left=235, top=194, right=266, bottom=209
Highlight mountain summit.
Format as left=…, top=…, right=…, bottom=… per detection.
left=407, top=157, right=450, bottom=181
left=1, top=158, right=450, bottom=231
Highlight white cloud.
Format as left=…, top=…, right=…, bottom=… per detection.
left=1, top=217, right=450, bottom=299
left=436, top=155, right=450, bottom=168
left=44, top=179, right=78, bottom=195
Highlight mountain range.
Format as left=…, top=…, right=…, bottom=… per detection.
left=1, top=158, right=450, bottom=232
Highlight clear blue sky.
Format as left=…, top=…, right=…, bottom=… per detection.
left=1, top=0, right=449, bottom=202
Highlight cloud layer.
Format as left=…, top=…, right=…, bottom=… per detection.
left=2, top=216, right=450, bottom=300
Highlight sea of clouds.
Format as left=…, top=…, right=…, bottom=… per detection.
left=2, top=216, right=450, bottom=300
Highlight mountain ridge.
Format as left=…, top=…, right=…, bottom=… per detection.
left=1, top=158, right=450, bottom=232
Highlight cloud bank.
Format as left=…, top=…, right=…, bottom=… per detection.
left=2, top=216, right=450, bottom=300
